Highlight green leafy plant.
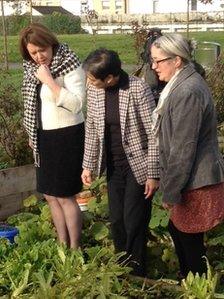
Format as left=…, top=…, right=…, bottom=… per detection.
left=180, top=258, right=224, bottom=299
left=0, top=69, right=32, bottom=168
left=42, top=12, right=81, bottom=34
left=149, top=192, right=169, bottom=230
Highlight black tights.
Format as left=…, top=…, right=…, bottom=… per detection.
left=168, top=220, right=207, bottom=277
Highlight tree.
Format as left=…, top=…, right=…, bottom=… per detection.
left=5, top=0, right=32, bottom=20
left=0, top=0, right=8, bottom=70
left=0, top=0, right=33, bottom=70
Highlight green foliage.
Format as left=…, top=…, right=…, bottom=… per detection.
left=206, top=53, right=224, bottom=125
left=0, top=15, right=81, bottom=36
left=0, top=33, right=139, bottom=64
left=0, top=69, right=32, bottom=168
left=1, top=188, right=224, bottom=298
left=0, top=197, right=134, bottom=298
left=89, top=221, right=109, bottom=241
left=4, top=15, right=31, bottom=36
left=180, top=258, right=224, bottom=299
left=2, top=31, right=224, bottom=65
left=23, top=194, right=38, bottom=208
left=206, top=53, right=224, bottom=152
left=149, top=192, right=169, bottom=230
left=42, top=13, right=81, bottom=34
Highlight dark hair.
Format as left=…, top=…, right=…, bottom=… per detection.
left=19, top=23, right=59, bottom=61
left=82, top=48, right=121, bottom=80
left=141, top=28, right=163, bottom=64
left=147, top=27, right=162, bottom=38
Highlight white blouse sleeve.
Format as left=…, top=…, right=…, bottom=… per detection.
left=56, top=65, right=86, bottom=114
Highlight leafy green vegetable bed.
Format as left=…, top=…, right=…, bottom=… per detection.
left=0, top=178, right=224, bottom=298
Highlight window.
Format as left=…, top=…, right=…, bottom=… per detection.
left=191, top=0, right=197, bottom=11
left=102, top=0, right=110, bottom=10
left=153, top=0, right=158, bottom=13
left=115, top=0, right=123, bottom=10
left=221, top=0, right=224, bottom=9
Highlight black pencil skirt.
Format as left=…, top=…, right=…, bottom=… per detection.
left=36, top=123, right=84, bottom=197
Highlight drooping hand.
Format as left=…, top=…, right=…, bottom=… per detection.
left=144, top=178, right=159, bottom=199
left=81, top=169, right=93, bottom=187
left=162, top=202, right=173, bottom=210
left=28, top=138, right=34, bottom=149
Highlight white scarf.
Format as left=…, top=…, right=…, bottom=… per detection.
left=152, top=69, right=182, bottom=143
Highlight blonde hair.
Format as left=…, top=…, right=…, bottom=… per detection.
left=152, top=33, right=194, bottom=63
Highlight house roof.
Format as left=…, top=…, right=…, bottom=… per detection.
left=32, top=6, right=73, bottom=15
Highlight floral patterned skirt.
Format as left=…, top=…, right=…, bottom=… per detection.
left=170, top=182, right=224, bottom=233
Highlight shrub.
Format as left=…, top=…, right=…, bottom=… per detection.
left=41, top=12, right=81, bottom=34
left=5, top=15, right=31, bottom=36
left=0, top=14, right=82, bottom=36
left=0, top=15, right=41, bottom=36
left=0, top=69, right=33, bottom=168
left=206, top=53, right=224, bottom=125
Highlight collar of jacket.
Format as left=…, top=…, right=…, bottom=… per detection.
left=169, top=64, right=197, bottom=95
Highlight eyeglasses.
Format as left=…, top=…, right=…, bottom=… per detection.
left=150, top=57, right=173, bottom=67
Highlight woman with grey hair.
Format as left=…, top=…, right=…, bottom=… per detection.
left=151, top=33, right=224, bottom=278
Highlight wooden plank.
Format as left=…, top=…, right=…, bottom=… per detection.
left=0, top=165, right=39, bottom=220
left=0, top=165, right=36, bottom=197
left=0, top=191, right=34, bottom=220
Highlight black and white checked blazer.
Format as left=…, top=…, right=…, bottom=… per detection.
left=83, top=75, right=160, bottom=185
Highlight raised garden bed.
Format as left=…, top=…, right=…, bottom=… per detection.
left=0, top=164, right=37, bottom=220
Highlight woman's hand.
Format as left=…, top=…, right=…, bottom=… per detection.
left=35, top=64, right=61, bottom=97
left=28, top=138, right=34, bottom=149
left=162, top=202, right=173, bottom=210
left=35, top=64, right=53, bottom=85
left=81, top=169, right=93, bottom=186
left=144, top=178, right=159, bottom=199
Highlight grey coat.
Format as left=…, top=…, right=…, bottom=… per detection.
left=159, top=64, right=224, bottom=204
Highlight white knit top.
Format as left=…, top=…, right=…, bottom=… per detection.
left=39, top=65, right=86, bottom=130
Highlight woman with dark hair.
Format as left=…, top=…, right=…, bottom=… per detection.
left=81, top=48, right=159, bottom=277
left=151, top=33, right=224, bottom=278
left=19, top=23, right=86, bottom=248
left=138, top=27, right=166, bottom=105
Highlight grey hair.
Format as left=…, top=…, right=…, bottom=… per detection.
left=152, top=33, right=193, bottom=63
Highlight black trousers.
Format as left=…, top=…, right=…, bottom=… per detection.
left=168, top=220, right=207, bottom=277
left=107, top=163, right=151, bottom=277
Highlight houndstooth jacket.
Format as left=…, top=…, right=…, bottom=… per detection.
left=82, top=75, right=160, bottom=185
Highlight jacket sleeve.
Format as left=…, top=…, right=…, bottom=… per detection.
left=138, top=82, right=160, bottom=178
left=56, top=66, right=86, bottom=114
left=162, top=90, right=204, bottom=204
left=82, top=88, right=99, bottom=172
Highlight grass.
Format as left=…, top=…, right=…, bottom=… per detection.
left=1, top=31, right=224, bottom=66
left=1, top=34, right=135, bottom=65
